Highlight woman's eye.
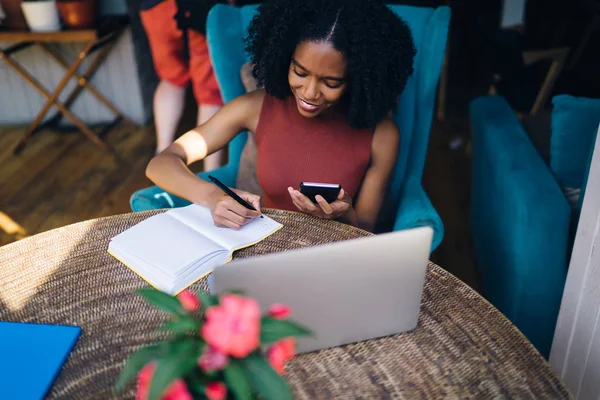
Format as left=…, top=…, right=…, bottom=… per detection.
left=325, top=82, right=343, bottom=89
left=293, top=69, right=308, bottom=77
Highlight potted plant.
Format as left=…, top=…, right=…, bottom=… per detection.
left=116, top=288, right=312, bottom=400
left=56, top=0, right=96, bottom=30
left=20, top=0, right=60, bottom=31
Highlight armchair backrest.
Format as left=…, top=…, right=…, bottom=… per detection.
left=206, top=4, right=450, bottom=207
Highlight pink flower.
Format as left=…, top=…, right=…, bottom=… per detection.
left=177, top=291, right=201, bottom=312
left=163, top=380, right=193, bottom=400
left=268, top=303, right=291, bottom=319
left=135, top=362, right=155, bottom=400
left=205, top=382, right=227, bottom=400
left=198, top=346, right=229, bottom=372
left=202, top=294, right=261, bottom=358
left=136, top=362, right=193, bottom=400
left=267, top=337, right=296, bottom=375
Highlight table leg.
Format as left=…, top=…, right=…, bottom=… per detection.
left=38, top=41, right=136, bottom=127
left=2, top=48, right=111, bottom=154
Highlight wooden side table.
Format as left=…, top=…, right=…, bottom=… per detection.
left=0, top=18, right=135, bottom=154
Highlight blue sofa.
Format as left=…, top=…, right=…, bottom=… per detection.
left=130, top=4, right=450, bottom=251
left=469, top=94, right=600, bottom=357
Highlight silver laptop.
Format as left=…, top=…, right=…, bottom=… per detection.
left=210, top=226, right=433, bottom=353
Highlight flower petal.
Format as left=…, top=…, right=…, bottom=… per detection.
left=205, top=382, right=228, bottom=400
left=269, top=303, right=292, bottom=319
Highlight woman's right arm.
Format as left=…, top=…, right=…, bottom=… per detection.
left=146, top=90, right=265, bottom=229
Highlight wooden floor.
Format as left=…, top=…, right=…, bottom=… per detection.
left=0, top=124, right=157, bottom=246
left=0, top=119, right=479, bottom=290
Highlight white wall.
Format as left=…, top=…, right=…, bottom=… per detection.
left=0, top=27, right=147, bottom=126
left=550, top=125, right=600, bottom=399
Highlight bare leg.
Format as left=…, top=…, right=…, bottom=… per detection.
left=199, top=104, right=224, bottom=171
left=154, top=80, right=186, bottom=154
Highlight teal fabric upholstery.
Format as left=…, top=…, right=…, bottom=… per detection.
left=550, top=95, right=600, bottom=189
left=578, top=131, right=598, bottom=217
left=130, top=4, right=450, bottom=251
left=469, top=94, right=599, bottom=357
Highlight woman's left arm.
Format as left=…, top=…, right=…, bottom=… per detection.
left=347, top=119, right=400, bottom=231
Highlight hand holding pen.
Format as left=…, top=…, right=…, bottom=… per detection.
left=207, top=175, right=263, bottom=230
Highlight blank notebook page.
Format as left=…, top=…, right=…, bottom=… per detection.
left=110, top=213, right=224, bottom=273
left=169, top=205, right=283, bottom=250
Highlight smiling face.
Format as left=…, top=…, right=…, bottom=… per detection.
left=288, top=40, right=348, bottom=118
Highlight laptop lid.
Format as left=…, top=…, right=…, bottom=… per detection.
left=212, top=226, right=432, bottom=353
left=0, top=322, right=81, bottom=399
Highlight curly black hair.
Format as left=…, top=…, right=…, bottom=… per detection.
left=244, top=0, right=416, bottom=130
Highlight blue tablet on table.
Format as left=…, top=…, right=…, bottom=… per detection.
left=0, top=322, right=81, bottom=400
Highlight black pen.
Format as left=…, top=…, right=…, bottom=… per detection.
left=208, top=175, right=264, bottom=218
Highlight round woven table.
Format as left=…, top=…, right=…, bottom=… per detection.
left=0, top=210, right=571, bottom=399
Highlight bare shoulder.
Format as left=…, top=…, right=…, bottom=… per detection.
left=372, top=118, right=400, bottom=151
left=231, top=89, right=265, bottom=112
left=227, top=89, right=266, bottom=132
left=238, top=88, right=266, bottom=102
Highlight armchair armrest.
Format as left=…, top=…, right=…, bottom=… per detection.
left=393, top=176, right=444, bottom=252
left=469, top=95, right=570, bottom=357
left=129, top=165, right=238, bottom=212
left=196, top=164, right=238, bottom=187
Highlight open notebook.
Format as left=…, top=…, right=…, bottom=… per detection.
left=108, top=205, right=283, bottom=295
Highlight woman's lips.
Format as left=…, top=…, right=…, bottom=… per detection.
left=297, top=97, right=322, bottom=113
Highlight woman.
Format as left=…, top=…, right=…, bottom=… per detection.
left=146, top=0, right=416, bottom=232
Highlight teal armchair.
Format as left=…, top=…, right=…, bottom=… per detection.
left=469, top=94, right=600, bottom=357
left=130, top=4, right=449, bottom=251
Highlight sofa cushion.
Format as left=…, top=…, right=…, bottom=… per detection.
left=578, top=130, right=598, bottom=214
left=520, top=109, right=585, bottom=212
left=550, top=95, right=600, bottom=189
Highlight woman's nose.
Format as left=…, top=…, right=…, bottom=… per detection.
left=303, top=77, right=320, bottom=101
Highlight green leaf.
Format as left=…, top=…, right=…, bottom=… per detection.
left=224, top=359, right=253, bottom=400
left=115, top=342, right=167, bottom=393
left=196, top=289, right=218, bottom=308
left=242, top=354, right=293, bottom=400
left=148, top=339, right=202, bottom=400
left=138, top=287, right=186, bottom=316
left=260, top=317, right=312, bottom=344
left=159, top=316, right=201, bottom=335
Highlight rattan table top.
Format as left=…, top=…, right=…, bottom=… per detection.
left=0, top=209, right=571, bottom=399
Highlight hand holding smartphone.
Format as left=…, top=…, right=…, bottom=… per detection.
left=299, top=182, right=342, bottom=203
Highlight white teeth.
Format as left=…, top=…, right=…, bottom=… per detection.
left=301, top=99, right=318, bottom=110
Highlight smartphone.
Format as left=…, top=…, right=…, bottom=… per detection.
left=299, top=182, right=342, bottom=204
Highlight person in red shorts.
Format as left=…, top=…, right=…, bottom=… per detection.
left=140, top=0, right=227, bottom=170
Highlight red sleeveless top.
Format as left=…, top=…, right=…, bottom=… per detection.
left=254, top=94, right=374, bottom=211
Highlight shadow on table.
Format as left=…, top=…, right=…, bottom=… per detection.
left=0, top=215, right=170, bottom=399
